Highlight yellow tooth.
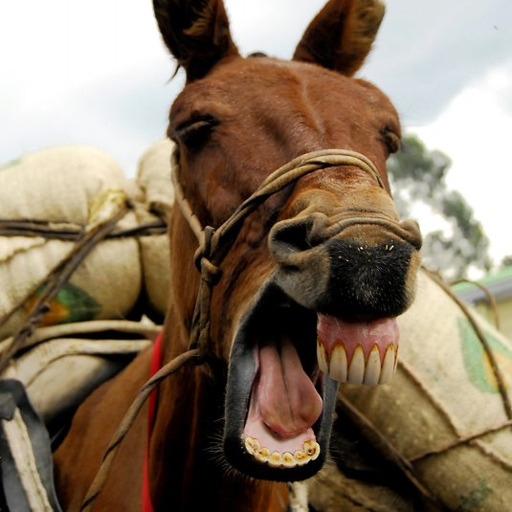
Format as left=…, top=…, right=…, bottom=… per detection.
left=281, top=452, right=295, bottom=468
left=245, top=437, right=254, bottom=455
left=379, top=345, right=396, bottom=384
left=317, top=340, right=329, bottom=374
left=244, top=436, right=260, bottom=455
left=329, top=344, right=348, bottom=382
left=364, top=345, right=381, bottom=385
left=303, top=440, right=320, bottom=461
left=348, top=345, right=365, bottom=384
left=268, top=451, right=283, bottom=468
left=293, top=450, right=309, bottom=466
left=255, top=447, right=270, bottom=463
left=246, top=440, right=321, bottom=468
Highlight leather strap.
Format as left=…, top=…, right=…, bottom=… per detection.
left=0, top=379, right=63, bottom=511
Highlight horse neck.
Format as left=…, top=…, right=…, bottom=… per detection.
left=148, top=309, right=287, bottom=512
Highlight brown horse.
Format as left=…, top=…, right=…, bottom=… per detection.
left=53, top=0, right=422, bottom=510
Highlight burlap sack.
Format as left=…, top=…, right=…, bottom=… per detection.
left=332, top=270, right=512, bottom=511
left=135, top=139, right=175, bottom=317
left=308, top=464, right=433, bottom=512
left=137, top=138, right=175, bottom=218
left=0, top=146, right=143, bottom=339
left=0, top=320, right=157, bottom=427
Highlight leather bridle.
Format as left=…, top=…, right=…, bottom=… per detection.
left=170, top=148, right=407, bottom=356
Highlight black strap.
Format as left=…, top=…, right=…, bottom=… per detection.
left=0, top=379, right=62, bottom=512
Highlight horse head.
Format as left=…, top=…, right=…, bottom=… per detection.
left=155, top=0, right=421, bottom=484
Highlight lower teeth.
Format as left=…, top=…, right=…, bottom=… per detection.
left=244, top=437, right=320, bottom=468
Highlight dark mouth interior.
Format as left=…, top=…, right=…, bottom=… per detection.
left=246, top=287, right=319, bottom=381
left=223, top=284, right=338, bottom=481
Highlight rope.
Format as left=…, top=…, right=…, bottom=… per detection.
left=77, top=148, right=425, bottom=509
left=80, top=348, right=203, bottom=512
left=0, top=200, right=131, bottom=373
left=410, top=419, right=512, bottom=463
left=71, top=151, right=511, bottom=511
left=0, top=219, right=167, bottom=241
left=451, top=277, right=501, bottom=331
left=171, top=149, right=387, bottom=249
left=336, top=394, right=451, bottom=511
left=170, top=150, right=204, bottom=244
left=427, top=269, right=512, bottom=420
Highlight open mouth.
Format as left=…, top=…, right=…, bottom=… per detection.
left=223, top=283, right=399, bottom=481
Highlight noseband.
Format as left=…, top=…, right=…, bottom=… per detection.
left=170, top=148, right=419, bottom=356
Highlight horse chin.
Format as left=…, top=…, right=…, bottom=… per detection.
left=223, top=281, right=339, bottom=482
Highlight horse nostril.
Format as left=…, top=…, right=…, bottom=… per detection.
left=269, top=219, right=313, bottom=261
left=399, top=219, right=423, bottom=251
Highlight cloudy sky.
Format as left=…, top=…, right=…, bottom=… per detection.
left=1, top=0, right=511, bottom=268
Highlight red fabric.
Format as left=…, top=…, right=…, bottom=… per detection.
left=142, top=332, right=163, bottom=512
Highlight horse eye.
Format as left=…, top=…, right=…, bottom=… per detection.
left=172, top=115, right=218, bottom=147
left=380, top=125, right=401, bottom=155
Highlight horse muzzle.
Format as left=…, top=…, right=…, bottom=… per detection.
left=266, top=188, right=422, bottom=388
left=224, top=192, right=421, bottom=481
left=269, top=208, right=422, bottom=320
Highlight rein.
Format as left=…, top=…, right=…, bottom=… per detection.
left=80, top=148, right=391, bottom=511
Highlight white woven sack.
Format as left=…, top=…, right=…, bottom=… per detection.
left=0, top=320, right=157, bottom=425
left=136, top=139, right=175, bottom=316
left=340, top=270, right=512, bottom=511
left=0, top=146, right=143, bottom=339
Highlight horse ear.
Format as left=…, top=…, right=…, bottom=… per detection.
left=293, top=0, right=385, bottom=76
left=153, top=0, right=239, bottom=82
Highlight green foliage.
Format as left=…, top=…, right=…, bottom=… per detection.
left=501, top=255, right=512, bottom=268
left=388, top=134, right=491, bottom=280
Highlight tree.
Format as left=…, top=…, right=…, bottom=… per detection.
left=501, top=255, right=512, bottom=268
left=388, top=134, right=492, bottom=280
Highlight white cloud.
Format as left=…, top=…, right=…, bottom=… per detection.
left=225, top=0, right=322, bottom=58
left=2, top=0, right=512, bottom=271
left=0, top=0, right=175, bottom=169
left=411, top=63, right=512, bottom=264
left=1, top=0, right=170, bottom=118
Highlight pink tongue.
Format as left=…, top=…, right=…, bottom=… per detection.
left=257, top=336, right=322, bottom=438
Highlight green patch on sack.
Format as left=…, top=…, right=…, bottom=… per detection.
left=456, top=479, right=492, bottom=512
left=459, top=317, right=512, bottom=393
left=24, top=283, right=101, bottom=326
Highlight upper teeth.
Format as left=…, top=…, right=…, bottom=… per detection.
left=317, top=340, right=397, bottom=385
